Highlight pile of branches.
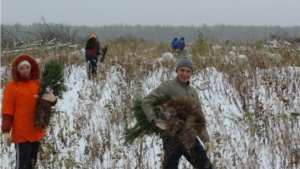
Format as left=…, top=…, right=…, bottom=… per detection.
left=1, top=17, right=79, bottom=50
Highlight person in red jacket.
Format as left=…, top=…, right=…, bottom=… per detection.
left=85, top=33, right=101, bottom=78
left=1, top=54, right=57, bottom=169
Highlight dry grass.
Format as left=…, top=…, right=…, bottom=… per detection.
left=1, top=37, right=300, bottom=168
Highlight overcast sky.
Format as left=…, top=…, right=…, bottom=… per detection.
left=1, top=0, right=300, bottom=27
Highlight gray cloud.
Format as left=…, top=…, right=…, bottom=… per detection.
left=1, top=0, right=299, bottom=26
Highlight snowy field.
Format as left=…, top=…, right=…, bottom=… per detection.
left=1, top=40, right=300, bottom=169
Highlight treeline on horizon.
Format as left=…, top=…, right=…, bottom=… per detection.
left=1, top=22, right=300, bottom=43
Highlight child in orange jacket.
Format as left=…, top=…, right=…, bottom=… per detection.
left=1, top=54, right=57, bottom=169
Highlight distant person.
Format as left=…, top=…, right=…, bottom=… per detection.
left=225, top=40, right=229, bottom=45
left=170, top=38, right=178, bottom=53
left=142, top=56, right=213, bottom=169
left=177, top=37, right=185, bottom=53
left=1, top=54, right=57, bottom=169
left=85, top=33, right=101, bottom=77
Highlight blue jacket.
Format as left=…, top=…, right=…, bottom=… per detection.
left=177, top=39, right=185, bottom=50
left=171, top=40, right=178, bottom=49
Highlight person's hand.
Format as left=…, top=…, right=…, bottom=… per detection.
left=152, top=119, right=166, bottom=130
left=2, top=133, right=11, bottom=147
left=42, top=92, right=56, bottom=102
left=204, top=142, right=211, bottom=152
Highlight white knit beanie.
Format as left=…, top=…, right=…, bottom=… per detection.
left=17, top=60, right=31, bottom=70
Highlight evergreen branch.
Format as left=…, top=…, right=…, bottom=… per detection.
left=123, top=98, right=162, bottom=145
left=40, top=60, right=67, bottom=98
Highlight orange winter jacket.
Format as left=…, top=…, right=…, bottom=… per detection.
left=1, top=54, right=45, bottom=143
left=2, top=80, right=45, bottom=143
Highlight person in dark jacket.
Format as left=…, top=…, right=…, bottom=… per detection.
left=85, top=33, right=100, bottom=77
left=170, top=38, right=178, bottom=53
left=177, top=37, right=185, bottom=52
left=1, top=54, right=57, bottom=169
left=142, top=57, right=213, bottom=169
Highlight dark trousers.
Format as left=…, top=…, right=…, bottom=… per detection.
left=163, top=138, right=212, bottom=169
left=85, top=53, right=98, bottom=74
left=15, top=141, right=41, bottom=169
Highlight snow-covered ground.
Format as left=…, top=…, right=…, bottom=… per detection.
left=1, top=41, right=300, bottom=168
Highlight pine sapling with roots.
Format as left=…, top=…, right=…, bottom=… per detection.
left=162, top=98, right=207, bottom=149
left=33, top=60, right=67, bottom=129
left=100, top=45, right=108, bottom=63
left=124, top=97, right=207, bottom=149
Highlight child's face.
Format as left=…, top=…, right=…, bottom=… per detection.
left=18, top=65, right=31, bottom=77
left=177, top=67, right=192, bottom=83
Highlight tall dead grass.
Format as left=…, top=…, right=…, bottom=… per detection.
left=0, top=36, right=299, bottom=168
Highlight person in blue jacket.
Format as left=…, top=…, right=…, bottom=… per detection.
left=170, top=38, right=178, bottom=53
left=177, top=37, right=185, bottom=52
